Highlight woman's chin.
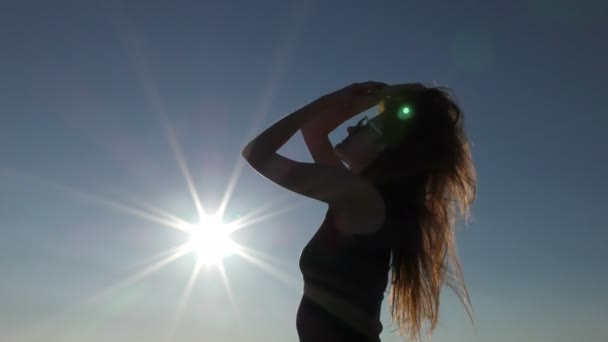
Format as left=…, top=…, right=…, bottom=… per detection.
left=333, top=145, right=347, bottom=161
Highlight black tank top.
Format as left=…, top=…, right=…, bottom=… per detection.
left=297, top=208, right=391, bottom=341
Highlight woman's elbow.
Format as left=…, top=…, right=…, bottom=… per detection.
left=242, top=145, right=268, bottom=167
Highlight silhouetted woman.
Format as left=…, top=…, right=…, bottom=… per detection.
left=242, top=81, right=476, bottom=341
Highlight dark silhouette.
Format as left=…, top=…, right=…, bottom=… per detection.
left=242, top=81, right=476, bottom=341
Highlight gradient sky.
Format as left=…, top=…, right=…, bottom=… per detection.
left=1, top=1, right=607, bottom=341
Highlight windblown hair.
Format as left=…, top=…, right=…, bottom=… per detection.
left=361, top=85, right=476, bottom=341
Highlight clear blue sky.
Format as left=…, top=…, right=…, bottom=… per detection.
left=1, top=1, right=607, bottom=341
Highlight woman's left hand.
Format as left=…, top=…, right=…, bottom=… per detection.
left=314, top=81, right=388, bottom=119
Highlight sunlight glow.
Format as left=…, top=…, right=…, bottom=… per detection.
left=186, top=214, right=240, bottom=266
left=5, top=9, right=312, bottom=339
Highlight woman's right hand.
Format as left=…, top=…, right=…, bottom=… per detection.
left=380, top=83, right=426, bottom=97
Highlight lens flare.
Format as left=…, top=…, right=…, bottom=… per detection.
left=397, top=105, right=413, bottom=120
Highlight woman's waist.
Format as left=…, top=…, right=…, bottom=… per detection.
left=302, top=283, right=383, bottom=338
left=301, top=272, right=387, bottom=312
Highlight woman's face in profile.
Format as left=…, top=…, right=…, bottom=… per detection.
left=334, top=113, right=386, bottom=173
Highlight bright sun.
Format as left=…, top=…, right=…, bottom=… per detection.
left=186, top=214, right=240, bottom=266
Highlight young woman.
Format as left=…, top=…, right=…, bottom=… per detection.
left=242, top=81, right=476, bottom=341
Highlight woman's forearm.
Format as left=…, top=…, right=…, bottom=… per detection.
left=242, top=98, right=327, bottom=162
left=301, top=105, right=354, bottom=136
left=242, top=82, right=386, bottom=162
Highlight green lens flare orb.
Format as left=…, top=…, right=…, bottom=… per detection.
left=397, top=105, right=413, bottom=120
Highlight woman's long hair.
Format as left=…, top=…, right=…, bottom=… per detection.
left=361, top=86, right=477, bottom=341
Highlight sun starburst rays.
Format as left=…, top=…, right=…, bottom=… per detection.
left=86, top=244, right=191, bottom=307
left=235, top=246, right=302, bottom=292
left=30, top=5, right=309, bottom=336
left=1, top=4, right=315, bottom=340
left=168, top=257, right=205, bottom=341
left=161, top=118, right=207, bottom=220
left=4, top=161, right=301, bottom=340
left=230, top=195, right=303, bottom=232
left=41, top=143, right=298, bottom=340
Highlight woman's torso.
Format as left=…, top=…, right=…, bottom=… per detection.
left=297, top=208, right=392, bottom=341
